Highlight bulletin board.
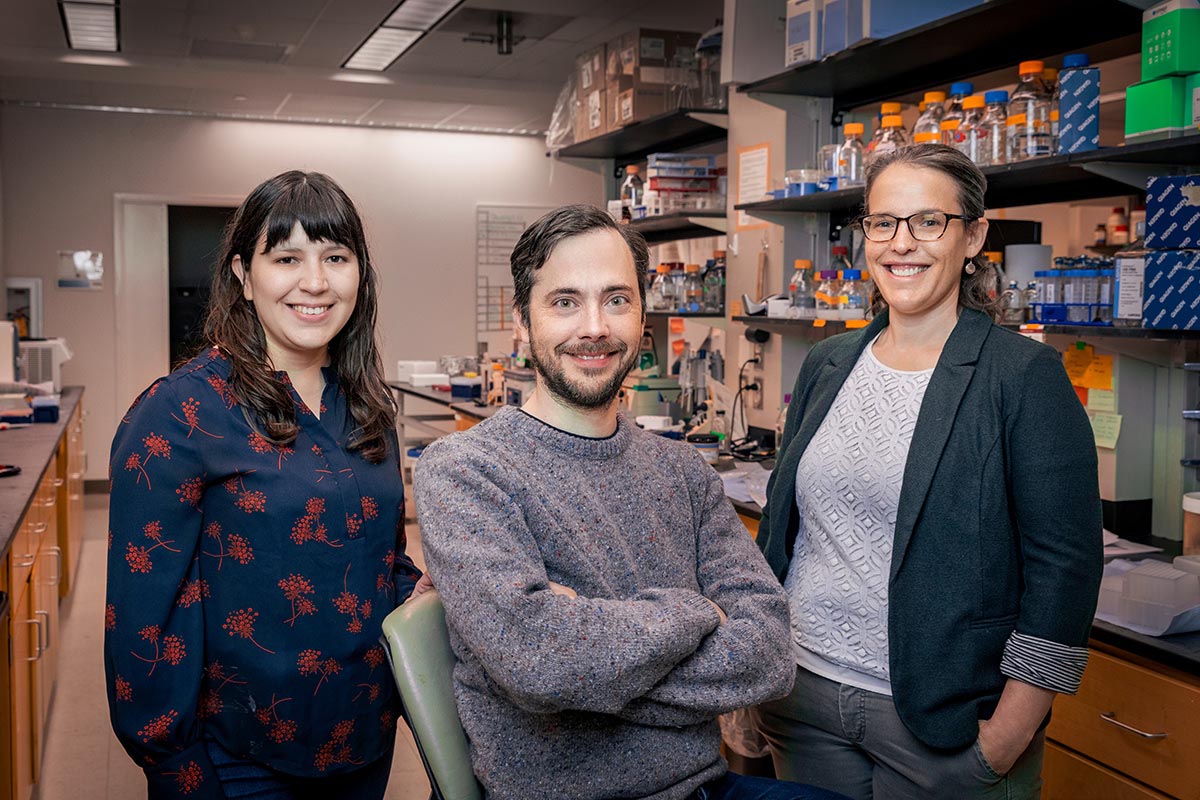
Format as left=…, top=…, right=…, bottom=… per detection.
left=476, top=204, right=555, bottom=354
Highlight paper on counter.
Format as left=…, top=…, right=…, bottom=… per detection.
left=1103, top=537, right=1163, bottom=558
left=1095, top=605, right=1200, bottom=637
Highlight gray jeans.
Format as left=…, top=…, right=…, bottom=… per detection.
left=754, top=666, right=1044, bottom=800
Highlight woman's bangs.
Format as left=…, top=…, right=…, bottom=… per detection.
left=259, top=182, right=358, bottom=254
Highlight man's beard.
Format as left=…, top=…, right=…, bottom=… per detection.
left=528, top=335, right=638, bottom=410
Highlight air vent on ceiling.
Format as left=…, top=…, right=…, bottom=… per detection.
left=189, top=39, right=288, bottom=64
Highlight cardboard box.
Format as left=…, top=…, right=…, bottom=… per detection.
left=1142, top=0, right=1200, bottom=81
left=1141, top=249, right=1200, bottom=328
left=603, top=29, right=700, bottom=129
left=574, top=44, right=607, bottom=142
left=1125, top=75, right=1191, bottom=142
left=822, top=0, right=984, bottom=57
left=1057, top=66, right=1101, bottom=154
left=1146, top=175, right=1200, bottom=249
left=786, top=0, right=820, bottom=68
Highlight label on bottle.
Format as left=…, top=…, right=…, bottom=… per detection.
left=914, top=132, right=939, bottom=144
left=1116, top=257, right=1146, bottom=320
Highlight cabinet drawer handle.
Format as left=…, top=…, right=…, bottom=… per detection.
left=35, top=610, right=50, bottom=649
left=17, top=553, right=36, bottom=567
left=24, top=618, right=43, bottom=661
left=53, top=478, right=65, bottom=487
left=1101, top=712, right=1168, bottom=739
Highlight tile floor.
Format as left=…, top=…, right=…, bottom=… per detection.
left=32, top=494, right=431, bottom=800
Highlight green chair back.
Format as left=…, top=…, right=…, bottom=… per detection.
left=382, top=591, right=483, bottom=800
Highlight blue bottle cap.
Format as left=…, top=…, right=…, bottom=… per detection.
left=950, top=82, right=974, bottom=96
left=1063, top=53, right=1090, bottom=69
left=842, top=269, right=861, bottom=280
left=984, top=90, right=1009, bottom=104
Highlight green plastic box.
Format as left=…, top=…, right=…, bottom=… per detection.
left=1126, top=76, right=1191, bottom=141
left=1143, top=0, right=1200, bottom=80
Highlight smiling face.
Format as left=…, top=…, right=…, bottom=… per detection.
left=864, top=163, right=988, bottom=321
left=234, top=220, right=360, bottom=370
left=514, top=228, right=643, bottom=410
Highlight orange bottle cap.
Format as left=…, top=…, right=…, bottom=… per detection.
left=963, top=95, right=986, bottom=109
left=924, top=91, right=947, bottom=103
left=1019, top=60, right=1044, bottom=75
left=844, top=122, right=865, bottom=135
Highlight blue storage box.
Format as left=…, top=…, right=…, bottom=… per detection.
left=1142, top=249, right=1200, bottom=328
left=1146, top=175, right=1200, bottom=249
left=822, top=0, right=985, bottom=57
left=1057, top=55, right=1100, bottom=154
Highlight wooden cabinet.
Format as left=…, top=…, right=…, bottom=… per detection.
left=1046, top=644, right=1200, bottom=800
left=5, top=451, right=64, bottom=800
left=56, top=403, right=84, bottom=599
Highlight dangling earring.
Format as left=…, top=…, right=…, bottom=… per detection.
left=964, top=258, right=977, bottom=275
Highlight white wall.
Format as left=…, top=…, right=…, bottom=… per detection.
left=0, top=106, right=602, bottom=478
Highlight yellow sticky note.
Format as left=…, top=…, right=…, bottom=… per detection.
left=1087, top=389, right=1117, bottom=413
left=1090, top=412, right=1122, bottom=449
left=1080, top=355, right=1113, bottom=391
left=1063, top=344, right=1094, bottom=386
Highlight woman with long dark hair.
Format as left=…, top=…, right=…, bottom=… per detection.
left=105, top=171, right=422, bottom=799
left=754, top=145, right=1102, bottom=799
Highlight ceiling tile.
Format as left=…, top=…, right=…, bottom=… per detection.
left=277, top=92, right=381, bottom=119
left=186, top=87, right=290, bottom=115
left=360, top=99, right=473, bottom=125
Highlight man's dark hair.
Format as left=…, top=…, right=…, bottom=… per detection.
left=510, top=204, right=650, bottom=325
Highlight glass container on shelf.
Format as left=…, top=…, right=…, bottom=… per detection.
left=957, top=95, right=987, bottom=163
left=872, top=115, right=909, bottom=162
left=649, top=264, right=675, bottom=311
left=815, top=271, right=841, bottom=320
left=681, top=264, right=704, bottom=313
left=1108, top=207, right=1130, bottom=245
left=1000, top=280, right=1025, bottom=324
left=1008, top=60, right=1053, bottom=161
left=940, top=118, right=961, bottom=148
left=981, top=90, right=1009, bottom=166
left=943, top=82, right=974, bottom=129
left=788, top=259, right=816, bottom=319
left=838, top=123, right=866, bottom=187
left=620, top=166, right=644, bottom=222
left=702, top=261, right=725, bottom=314
left=867, top=102, right=902, bottom=158
left=696, top=25, right=725, bottom=110
left=841, top=270, right=869, bottom=320
left=912, top=91, right=947, bottom=144
left=1023, top=280, right=1038, bottom=322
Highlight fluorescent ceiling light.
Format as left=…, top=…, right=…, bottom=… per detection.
left=60, top=1, right=119, bottom=52
left=384, top=0, right=460, bottom=31
left=344, top=0, right=463, bottom=71
left=344, top=27, right=422, bottom=71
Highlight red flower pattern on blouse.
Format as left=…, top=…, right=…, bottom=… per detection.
left=206, top=375, right=237, bottom=408
left=131, top=625, right=187, bottom=676
left=176, top=579, right=211, bottom=608
left=279, top=574, right=318, bottom=626
left=202, top=522, right=254, bottom=569
left=171, top=397, right=223, bottom=439
left=115, top=675, right=133, bottom=702
left=332, top=564, right=371, bottom=633
left=297, top=649, right=342, bottom=695
left=313, top=720, right=363, bottom=772
left=164, top=761, right=205, bottom=795
left=254, top=694, right=298, bottom=744
left=290, top=497, right=341, bottom=547
left=137, top=710, right=179, bottom=743
left=105, top=603, right=117, bottom=631
left=222, top=608, right=275, bottom=654
left=248, top=432, right=294, bottom=469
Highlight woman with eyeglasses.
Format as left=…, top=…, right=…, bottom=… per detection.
left=753, top=144, right=1102, bottom=799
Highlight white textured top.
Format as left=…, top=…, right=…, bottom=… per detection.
left=785, top=335, right=933, bottom=695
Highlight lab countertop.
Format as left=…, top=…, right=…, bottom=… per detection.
left=387, top=380, right=502, bottom=421
left=0, top=387, right=82, bottom=558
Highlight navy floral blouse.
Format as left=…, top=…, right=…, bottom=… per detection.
left=104, top=349, right=420, bottom=798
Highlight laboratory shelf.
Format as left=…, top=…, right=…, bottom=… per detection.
left=627, top=211, right=727, bottom=243
left=555, top=108, right=728, bottom=164
left=736, top=0, right=1141, bottom=114
left=732, top=317, right=1200, bottom=340
left=646, top=311, right=725, bottom=319
left=734, top=135, right=1200, bottom=219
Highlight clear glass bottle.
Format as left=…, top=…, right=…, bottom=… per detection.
left=838, top=123, right=866, bottom=187
left=958, top=95, right=987, bottom=164
left=1113, top=221, right=1147, bottom=327
left=788, top=258, right=816, bottom=319
left=712, top=409, right=730, bottom=455
left=1008, top=60, right=1053, bottom=161
left=981, top=90, right=1009, bottom=166
left=911, top=91, right=947, bottom=145
left=940, top=118, right=961, bottom=148
left=702, top=262, right=725, bottom=314
left=867, top=102, right=902, bottom=158
left=682, top=263, right=704, bottom=312
left=620, top=165, right=644, bottom=221
left=1024, top=280, right=1039, bottom=322
left=830, top=245, right=853, bottom=273
left=1000, top=280, right=1025, bottom=324
left=649, top=264, right=675, bottom=311
left=841, top=269, right=869, bottom=319
left=943, top=81, right=974, bottom=129
left=815, top=270, right=840, bottom=320
left=872, top=115, right=909, bottom=162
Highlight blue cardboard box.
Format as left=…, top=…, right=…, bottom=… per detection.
left=1146, top=175, right=1200, bottom=249
left=1142, top=249, right=1200, bottom=328
left=1057, top=65, right=1100, bottom=153
left=822, top=0, right=984, bottom=56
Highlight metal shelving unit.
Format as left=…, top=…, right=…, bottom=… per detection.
left=555, top=108, right=728, bottom=165
left=627, top=211, right=727, bottom=244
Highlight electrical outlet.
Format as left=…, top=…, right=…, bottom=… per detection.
left=747, top=374, right=763, bottom=410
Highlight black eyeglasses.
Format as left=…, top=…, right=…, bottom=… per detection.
left=859, top=211, right=975, bottom=242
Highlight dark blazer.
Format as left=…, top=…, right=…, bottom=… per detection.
left=759, top=307, right=1103, bottom=750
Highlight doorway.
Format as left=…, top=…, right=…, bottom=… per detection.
left=167, top=206, right=235, bottom=366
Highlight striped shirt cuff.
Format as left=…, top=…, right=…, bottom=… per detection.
left=999, top=632, right=1090, bottom=695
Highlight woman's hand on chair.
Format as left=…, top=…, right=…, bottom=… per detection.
left=413, top=573, right=435, bottom=596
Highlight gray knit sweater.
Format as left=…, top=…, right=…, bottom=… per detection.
left=413, top=407, right=794, bottom=800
